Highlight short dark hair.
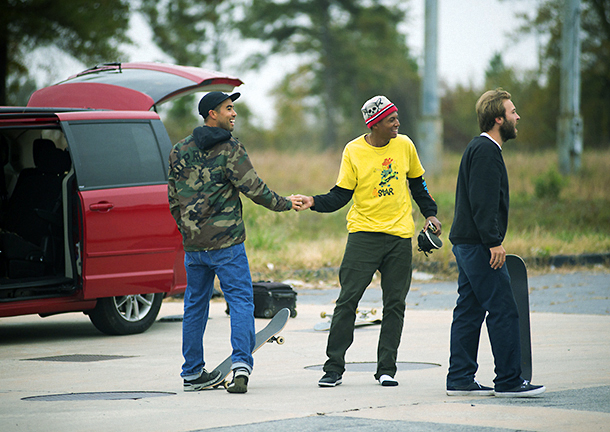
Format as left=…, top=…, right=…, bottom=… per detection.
left=475, top=89, right=512, bottom=133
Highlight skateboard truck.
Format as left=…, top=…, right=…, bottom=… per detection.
left=267, top=335, right=285, bottom=345
left=315, top=307, right=380, bottom=331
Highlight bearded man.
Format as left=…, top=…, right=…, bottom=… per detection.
left=446, top=89, right=546, bottom=398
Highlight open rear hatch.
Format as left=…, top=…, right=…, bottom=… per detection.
left=27, top=62, right=244, bottom=111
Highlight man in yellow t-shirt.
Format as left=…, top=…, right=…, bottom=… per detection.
left=298, top=95, right=442, bottom=387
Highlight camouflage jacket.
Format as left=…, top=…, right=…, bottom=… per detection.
left=168, top=126, right=291, bottom=251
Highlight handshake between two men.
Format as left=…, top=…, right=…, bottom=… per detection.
left=286, top=194, right=314, bottom=212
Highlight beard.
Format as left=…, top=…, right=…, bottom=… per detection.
left=499, top=116, right=517, bottom=142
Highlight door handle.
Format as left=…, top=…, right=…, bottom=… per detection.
left=89, top=201, right=114, bottom=212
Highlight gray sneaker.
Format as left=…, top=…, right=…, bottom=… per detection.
left=183, top=369, right=222, bottom=392
left=495, top=380, right=546, bottom=398
left=318, top=371, right=342, bottom=387
left=226, top=368, right=249, bottom=394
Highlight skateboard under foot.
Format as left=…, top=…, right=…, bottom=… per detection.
left=205, top=307, right=291, bottom=389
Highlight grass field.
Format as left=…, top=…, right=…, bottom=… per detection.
left=241, top=147, right=610, bottom=279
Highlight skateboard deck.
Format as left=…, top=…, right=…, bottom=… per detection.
left=206, top=307, right=290, bottom=389
left=506, top=254, right=533, bottom=382
left=314, top=307, right=381, bottom=331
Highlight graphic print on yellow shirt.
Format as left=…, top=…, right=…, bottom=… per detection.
left=374, top=158, right=399, bottom=196
left=336, top=134, right=425, bottom=238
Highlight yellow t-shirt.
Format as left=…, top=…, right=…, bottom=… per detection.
left=336, top=134, right=425, bottom=238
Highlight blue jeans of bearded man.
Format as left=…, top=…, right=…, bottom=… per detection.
left=447, top=243, right=523, bottom=391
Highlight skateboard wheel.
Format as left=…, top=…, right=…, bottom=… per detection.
left=276, top=336, right=285, bottom=345
left=371, top=308, right=377, bottom=315
left=320, top=311, right=327, bottom=318
left=223, top=381, right=229, bottom=390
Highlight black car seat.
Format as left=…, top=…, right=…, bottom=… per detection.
left=0, top=138, right=71, bottom=278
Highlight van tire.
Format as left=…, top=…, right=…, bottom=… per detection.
left=88, top=293, right=164, bottom=335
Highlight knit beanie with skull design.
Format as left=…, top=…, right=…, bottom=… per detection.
left=361, top=95, right=398, bottom=129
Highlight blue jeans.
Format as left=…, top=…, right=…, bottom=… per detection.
left=181, top=243, right=255, bottom=380
left=447, top=244, right=523, bottom=391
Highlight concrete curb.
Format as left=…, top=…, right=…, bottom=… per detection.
left=252, top=252, right=610, bottom=281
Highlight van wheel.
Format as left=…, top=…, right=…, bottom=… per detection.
left=88, top=293, right=164, bottom=335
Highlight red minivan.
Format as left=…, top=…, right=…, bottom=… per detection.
left=0, top=62, right=242, bottom=334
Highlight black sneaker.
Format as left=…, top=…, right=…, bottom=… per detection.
left=226, top=368, right=249, bottom=394
left=318, top=371, right=342, bottom=387
left=447, top=380, right=494, bottom=396
left=183, top=369, right=222, bottom=392
left=495, top=380, right=546, bottom=398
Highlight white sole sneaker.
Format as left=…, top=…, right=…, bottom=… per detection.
left=495, top=384, right=546, bottom=398
left=446, top=381, right=494, bottom=396
left=446, top=389, right=494, bottom=396
left=318, top=372, right=342, bottom=387
left=379, top=374, right=399, bottom=387
left=318, top=378, right=342, bottom=387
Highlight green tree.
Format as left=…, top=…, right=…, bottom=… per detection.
left=139, top=0, right=246, bottom=142
left=484, top=53, right=518, bottom=90
left=265, top=65, right=324, bottom=151
left=0, top=0, right=131, bottom=105
left=440, top=83, right=479, bottom=152
left=484, top=53, right=558, bottom=151
left=239, top=0, right=420, bottom=149
left=440, top=52, right=557, bottom=152
left=139, top=0, right=242, bottom=68
left=515, top=0, right=610, bottom=148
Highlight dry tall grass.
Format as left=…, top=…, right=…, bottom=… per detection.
left=243, top=148, right=610, bottom=277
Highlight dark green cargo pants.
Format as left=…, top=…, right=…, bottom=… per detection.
left=323, top=231, right=413, bottom=380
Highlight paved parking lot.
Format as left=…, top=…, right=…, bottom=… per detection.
left=1, top=268, right=609, bottom=432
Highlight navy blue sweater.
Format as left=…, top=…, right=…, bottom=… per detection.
left=449, top=136, right=509, bottom=248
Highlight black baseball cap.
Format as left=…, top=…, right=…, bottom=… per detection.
left=198, top=91, right=241, bottom=118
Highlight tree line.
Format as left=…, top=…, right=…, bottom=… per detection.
left=2, top=0, right=609, bottom=152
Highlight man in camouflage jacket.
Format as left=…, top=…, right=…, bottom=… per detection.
left=168, top=91, right=300, bottom=394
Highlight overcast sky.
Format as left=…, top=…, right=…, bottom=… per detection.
left=413, top=0, right=541, bottom=87
left=30, top=0, right=541, bottom=127
left=229, top=0, right=541, bottom=126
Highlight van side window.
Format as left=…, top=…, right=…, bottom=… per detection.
left=67, top=121, right=166, bottom=190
